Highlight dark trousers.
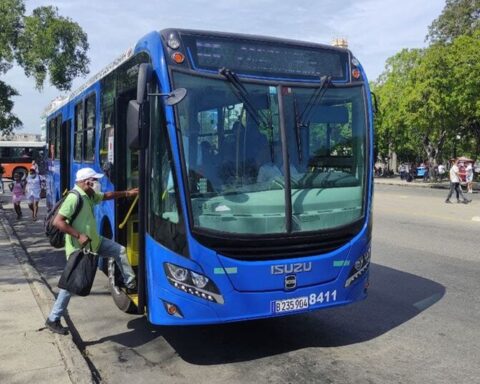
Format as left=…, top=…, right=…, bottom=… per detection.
left=446, top=182, right=467, bottom=202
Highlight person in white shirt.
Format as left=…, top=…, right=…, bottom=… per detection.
left=445, top=159, right=470, bottom=204
left=256, top=143, right=299, bottom=183
left=437, top=163, right=446, bottom=181
left=25, top=167, right=43, bottom=220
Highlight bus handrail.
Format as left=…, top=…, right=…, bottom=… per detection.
left=119, top=195, right=139, bottom=229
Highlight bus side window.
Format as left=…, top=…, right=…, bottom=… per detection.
left=74, top=101, right=83, bottom=161
left=84, top=93, right=96, bottom=162
left=100, top=73, right=115, bottom=179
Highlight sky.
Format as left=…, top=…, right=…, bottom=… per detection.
left=4, top=0, right=446, bottom=134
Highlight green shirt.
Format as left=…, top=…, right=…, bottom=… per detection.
left=58, top=185, right=104, bottom=258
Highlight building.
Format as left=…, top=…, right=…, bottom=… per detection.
left=3, top=133, right=43, bottom=142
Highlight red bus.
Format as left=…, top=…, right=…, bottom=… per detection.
left=0, top=141, right=46, bottom=179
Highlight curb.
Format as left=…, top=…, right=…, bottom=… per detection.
left=0, top=214, right=94, bottom=384
left=374, top=179, right=450, bottom=189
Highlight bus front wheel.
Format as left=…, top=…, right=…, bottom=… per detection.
left=107, top=258, right=137, bottom=314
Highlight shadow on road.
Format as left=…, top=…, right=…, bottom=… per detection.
left=83, top=263, right=445, bottom=365
left=1, top=194, right=446, bottom=366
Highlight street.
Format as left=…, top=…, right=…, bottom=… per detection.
left=2, top=183, right=479, bottom=384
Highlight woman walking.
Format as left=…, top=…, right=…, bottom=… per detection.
left=25, top=167, right=42, bottom=220
left=9, top=172, right=26, bottom=219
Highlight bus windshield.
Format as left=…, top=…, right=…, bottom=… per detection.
left=173, top=71, right=367, bottom=235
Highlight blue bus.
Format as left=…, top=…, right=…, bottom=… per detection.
left=45, top=29, right=373, bottom=325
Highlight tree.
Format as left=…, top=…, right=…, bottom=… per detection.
left=446, top=29, right=480, bottom=158
left=371, top=49, right=424, bottom=162
left=426, top=0, right=480, bottom=43
left=0, top=0, right=89, bottom=133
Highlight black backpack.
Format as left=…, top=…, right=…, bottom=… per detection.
left=44, top=190, right=83, bottom=248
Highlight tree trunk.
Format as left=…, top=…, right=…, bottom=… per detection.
left=423, top=130, right=447, bottom=166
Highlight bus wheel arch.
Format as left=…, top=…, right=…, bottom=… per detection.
left=13, top=166, right=28, bottom=179
left=102, top=218, right=137, bottom=314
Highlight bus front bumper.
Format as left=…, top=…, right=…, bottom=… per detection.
left=147, top=271, right=369, bottom=326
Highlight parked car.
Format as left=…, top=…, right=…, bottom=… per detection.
left=416, top=166, right=427, bottom=178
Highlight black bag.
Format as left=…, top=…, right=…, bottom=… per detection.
left=44, top=190, right=83, bottom=248
left=58, top=247, right=99, bottom=296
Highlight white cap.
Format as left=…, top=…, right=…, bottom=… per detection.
left=75, top=167, right=104, bottom=182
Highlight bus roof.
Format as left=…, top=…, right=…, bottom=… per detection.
left=43, top=46, right=134, bottom=117
left=44, top=28, right=353, bottom=117
left=0, top=141, right=46, bottom=148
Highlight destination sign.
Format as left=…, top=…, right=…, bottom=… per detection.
left=181, top=34, right=349, bottom=81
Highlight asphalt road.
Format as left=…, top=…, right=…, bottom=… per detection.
left=3, top=184, right=480, bottom=384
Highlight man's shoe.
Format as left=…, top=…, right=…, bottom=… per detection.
left=45, top=319, right=68, bottom=335
left=125, top=279, right=136, bottom=290
left=463, top=200, right=471, bottom=204
left=121, top=279, right=137, bottom=295
left=445, top=200, right=452, bottom=203
left=121, top=286, right=137, bottom=295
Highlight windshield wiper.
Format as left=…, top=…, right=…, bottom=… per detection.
left=292, top=75, right=331, bottom=164
left=292, top=92, right=303, bottom=163
left=219, top=68, right=263, bottom=126
left=298, top=75, right=331, bottom=127
left=219, top=67, right=276, bottom=162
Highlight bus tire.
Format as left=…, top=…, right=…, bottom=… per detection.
left=107, top=258, right=137, bottom=314
left=13, top=167, right=28, bottom=179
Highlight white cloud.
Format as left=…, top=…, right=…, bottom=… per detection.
left=8, top=0, right=445, bottom=132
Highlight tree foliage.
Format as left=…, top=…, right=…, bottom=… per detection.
left=374, top=0, right=480, bottom=164
left=427, top=0, right=480, bottom=43
left=0, top=0, right=89, bottom=133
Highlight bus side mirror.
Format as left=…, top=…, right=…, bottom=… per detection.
left=137, top=63, right=152, bottom=104
left=127, top=63, right=153, bottom=150
left=127, top=100, right=141, bottom=150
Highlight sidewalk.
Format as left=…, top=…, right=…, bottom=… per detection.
left=0, top=197, right=92, bottom=383
left=374, top=175, right=479, bottom=190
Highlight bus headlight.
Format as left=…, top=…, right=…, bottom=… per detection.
left=345, top=246, right=371, bottom=287
left=164, top=263, right=224, bottom=304
left=166, top=263, right=188, bottom=282
left=191, top=271, right=209, bottom=289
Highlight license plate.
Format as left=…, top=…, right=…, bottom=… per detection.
left=272, top=296, right=309, bottom=313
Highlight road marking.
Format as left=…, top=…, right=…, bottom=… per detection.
left=472, top=216, right=480, bottom=222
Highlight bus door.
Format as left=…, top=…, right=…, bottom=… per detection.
left=115, top=91, right=140, bottom=275
left=60, top=119, right=72, bottom=192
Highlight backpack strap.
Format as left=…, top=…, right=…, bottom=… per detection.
left=68, top=189, right=84, bottom=225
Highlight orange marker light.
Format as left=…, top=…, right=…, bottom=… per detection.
left=166, top=303, right=178, bottom=315
left=172, top=52, right=185, bottom=64
left=352, top=68, right=361, bottom=79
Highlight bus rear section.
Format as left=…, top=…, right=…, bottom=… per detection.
left=134, top=30, right=373, bottom=325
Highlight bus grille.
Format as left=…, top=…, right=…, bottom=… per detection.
left=192, top=220, right=363, bottom=261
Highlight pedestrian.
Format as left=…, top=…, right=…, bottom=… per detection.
left=25, top=167, right=42, bottom=220
left=9, top=172, right=26, bottom=219
left=437, top=163, right=446, bottom=182
left=45, top=167, right=138, bottom=335
left=466, top=162, right=474, bottom=193
left=31, top=160, right=39, bottom=173
left=445, top=159, right=471, bottom=204
left=398, top=163, right=406, bottom=180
